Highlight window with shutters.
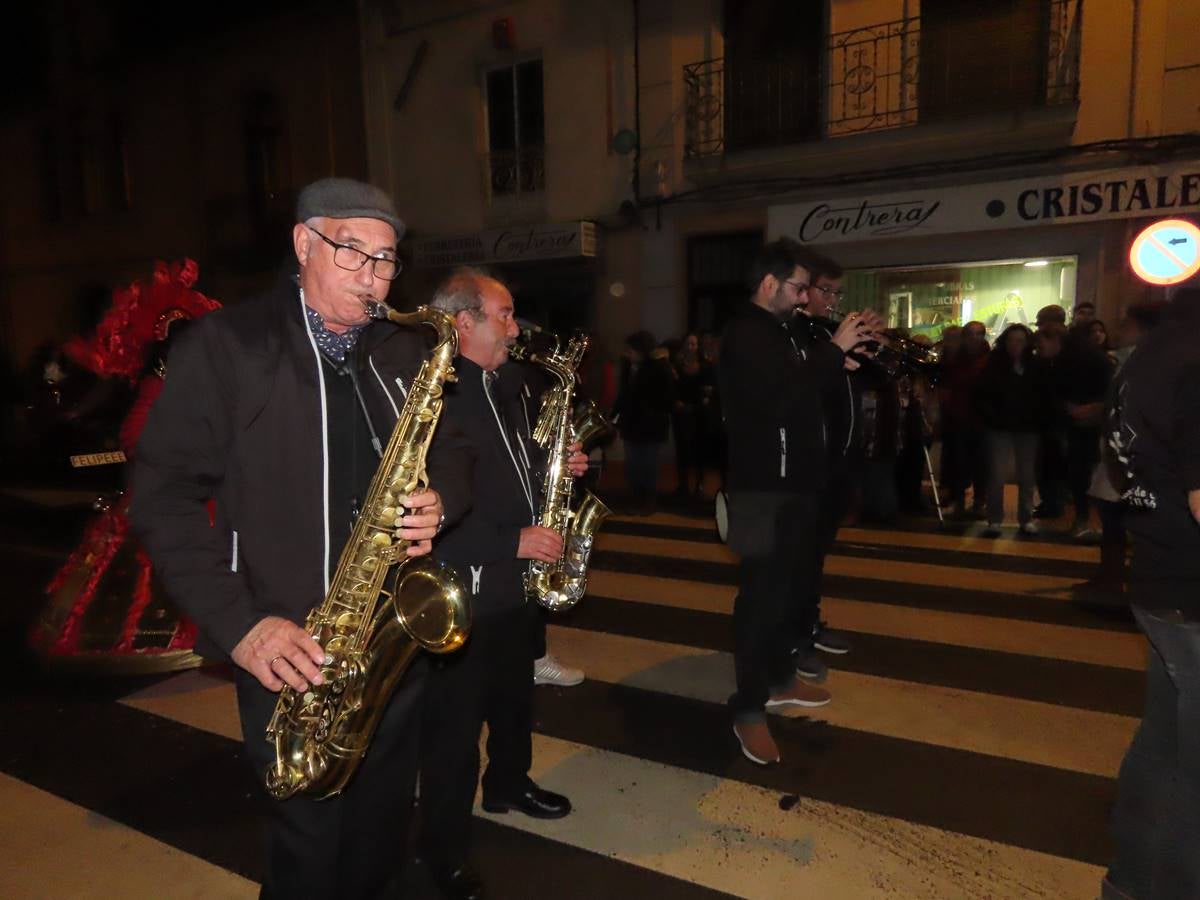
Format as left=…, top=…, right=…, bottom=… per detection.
left=484, top=59, right=545, bottom=200
left=722, top=0, right=823, bottom=151
left=918, top=0, right=1049, bottom=121
left=684, top=0, right=1080, bottom=157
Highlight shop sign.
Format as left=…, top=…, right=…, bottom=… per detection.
left=1129, top=219, right=1200, bottom=285
left=412, top=221, right=597, bottom=267
left=769, top=161, right=1200, bottom=246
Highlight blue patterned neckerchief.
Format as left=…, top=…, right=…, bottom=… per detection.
left=303, top=303, right=366, bottom=365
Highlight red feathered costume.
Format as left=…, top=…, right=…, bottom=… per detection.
left=31, top=260, right=221, bottom=673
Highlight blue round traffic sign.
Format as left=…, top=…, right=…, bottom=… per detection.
left=1129, top=219, right=1200, bottom=286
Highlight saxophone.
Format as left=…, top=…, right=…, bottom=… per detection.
left=513, top=332, right=614, bottom=612
left=265, top=303, right=470, bottom=801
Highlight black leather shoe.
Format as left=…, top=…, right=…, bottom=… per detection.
left=482, top=784, right=572, bottom=819
left=431, top=862, right=485, bottom=900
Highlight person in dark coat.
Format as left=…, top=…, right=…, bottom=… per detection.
left=130, top=178, right=460, bottom=899
left=1081, top=302, right=1169, bottom=600
left=671, top=332, right=709, bottom=496
left=1103, top=286, right=1200, bottom=900
left=719, top=238, right=880, bottom=766
left=698, top=330, right=725, bottom=488
left=973, top=323, right=1045, bottom=535
left=417, top=269, right=589, bottom=900
left=1033, top=322, right=1069, bottom=518
left=941, top=321, right=991, bottom=517
left=1059, top=319, right=1115, bottom=537
left=790, top=255, right=858, bottom=665
left=613, top=330, right=674, bottom=514
left=854, top=340, right=904, bottom=525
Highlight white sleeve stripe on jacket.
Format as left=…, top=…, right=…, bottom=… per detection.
left=298, top=288, right=332, bottom=594
left=368, top=354, right=400, bottom=419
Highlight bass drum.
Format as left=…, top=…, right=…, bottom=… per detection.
left=714, top=489, right=730, bottom=544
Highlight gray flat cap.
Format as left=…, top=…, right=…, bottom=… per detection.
left=296, top=177, right=405, bottom=239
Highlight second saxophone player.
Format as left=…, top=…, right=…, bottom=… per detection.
left=416, top=268, right=590, bottom=900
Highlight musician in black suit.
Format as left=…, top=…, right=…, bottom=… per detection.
left=418, top=268, right=588, bottom=900
left=719, top=239, right=879, bottom=766
left=131, top=178, right=464, bottom=899
left=788, top=253, right=859, bottom=676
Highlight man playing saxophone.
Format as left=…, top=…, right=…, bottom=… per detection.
left=418, top=268, right=588, bottom=900
left=131, top=178, right=468, bottom=899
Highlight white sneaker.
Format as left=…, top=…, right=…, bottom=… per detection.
left=1020, top=521, right=1039, bottom=535
left=534, top=654, right=584, bottom=687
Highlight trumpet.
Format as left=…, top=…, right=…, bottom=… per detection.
left=801, top=307, right=941, bottom=379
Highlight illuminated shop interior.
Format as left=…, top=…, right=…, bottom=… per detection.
left=845, top=256, right=1078, bottom=341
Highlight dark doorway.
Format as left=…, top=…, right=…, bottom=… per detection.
left=496, top=258, right=597, bottom=339
left=687, top=230, right=763, bottom=334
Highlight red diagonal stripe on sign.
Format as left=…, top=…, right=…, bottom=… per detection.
left=1146, top=233, right=1192, bottom=271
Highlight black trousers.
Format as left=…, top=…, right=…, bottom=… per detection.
left=1067, top=426, right=1101, bottom=523
left=947, top=426, right=988, bottom=508
left=1108, top=588, right=1200, bottom=899
left=731, top=492, right=820, bottom=720
left=419, top=605, right=537, bottom=868
left=1037, top=425, right=1068, bottom=514
left=672, top=406, right=701, bottom=493
left=896, top=441, right=926, bottom=512
left=236, top=661, right=425, bottom=900
left=785, top=464, right=848, bottom=651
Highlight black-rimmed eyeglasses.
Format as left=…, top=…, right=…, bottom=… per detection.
left=307, top=226, right=401, bottom=281
left=784, top=280, right=810, bottom=294
left=810, top=284, right=846, bottom=300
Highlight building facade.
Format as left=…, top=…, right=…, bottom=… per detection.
left=363, top=0, right=1200, bottom=352
left=6, top=1, right=1195, bottom=380
left=0, top=2, right=370, bottom=375
left=361, top=0, right=658, bottom=358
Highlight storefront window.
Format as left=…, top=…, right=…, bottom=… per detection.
left=844, top=256, right=1077, bottom=342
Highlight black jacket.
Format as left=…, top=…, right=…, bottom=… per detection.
left=613, top=356, right=674, bottom=443
left=793, top=314, right=859, bottom=460
left=1112, top=304, right=1200, bottom=596
left=129, top=276, right=471, bottom=660
left=429, top=357, right=545, bottom=617
left=974, top=356, right=1051, bottom=433
left=1057, top=337, right=1113, bottom=410
left=719, top=302, right=843, bottom=493
left=853, top=364, right=903, bottom=459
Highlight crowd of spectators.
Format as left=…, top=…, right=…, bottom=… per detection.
left=941, top=297, right=1167, bottom=585
left=609, top=298, right=1164, bottom=578
left=607, top=329, right=723, bottom=514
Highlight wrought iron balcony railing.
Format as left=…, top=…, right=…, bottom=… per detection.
left=684, top=0, right=1081, bottom=158
left=485, top=145, right=546, bottom=201
left=826, top=17, right=920, bottom=136
left=683, top=60, right=725, bottom=158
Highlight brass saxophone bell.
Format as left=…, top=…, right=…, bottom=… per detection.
left=573, top=400, right=616, bottom=453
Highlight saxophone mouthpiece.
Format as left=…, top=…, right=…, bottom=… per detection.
left=362, top=299, right=390, bottom=320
